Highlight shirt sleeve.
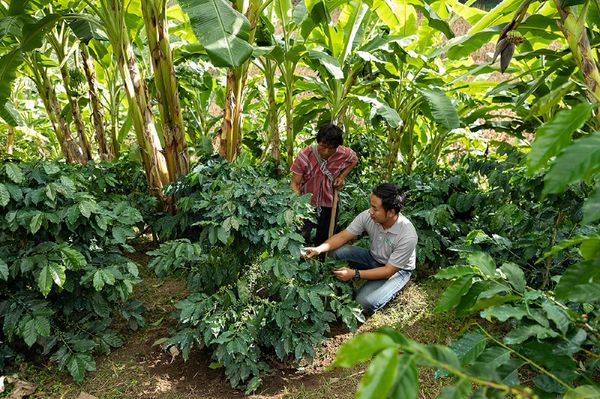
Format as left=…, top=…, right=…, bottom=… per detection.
left=388, top=231, right=418, bottom=270
left=291, top=149, right=308, bottom=175
left=346, top=210, right=369, bottom=236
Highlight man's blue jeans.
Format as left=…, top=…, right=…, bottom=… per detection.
left=331, top=245, right=411, bottom=313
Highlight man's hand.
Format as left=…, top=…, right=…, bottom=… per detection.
left=302, top=247, right=320, bottom=258
left=333, top=267, right=354, bottom=282
left=334, top=176, right=345, bottom=188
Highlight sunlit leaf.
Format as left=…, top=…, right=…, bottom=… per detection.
left=356, top=347, right=398, bottom=399
left=543, top=132, right=600, bottom=195
left=527, top=103, right=593, bottom=174
left=332, top=332, right=399, bottom=368
left=177, top=0, right=253, bottom=67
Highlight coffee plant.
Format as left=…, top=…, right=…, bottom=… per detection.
left=148, top=157, right=363, bottom=392
left=0, top=161, right=145, bottom=382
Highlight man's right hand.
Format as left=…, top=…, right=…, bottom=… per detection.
left=302, top=247, right=320, bottom=258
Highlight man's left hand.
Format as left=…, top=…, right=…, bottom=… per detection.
left=333, top=267, right=354, bottom=282
left=334, top=176, right=345, bottom=188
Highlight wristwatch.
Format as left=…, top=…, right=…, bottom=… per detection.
left=353, top=269, right=361, bottom=280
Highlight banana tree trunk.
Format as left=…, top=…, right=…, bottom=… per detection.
left=59, top=64, right=93, bottom=162
left=81, top=44, right=111, bottom=160
left=107, top=75, right=121, bottom=158
left=219, top=67, right=246, bottom=160
left=553, top=0, right=600, bottom=111
left=120, top=40, right=170, bottom=198
left=385, top=125, right=403, bottom=180
left=6, top=125, right=14, bottom=155
left=218, top=0, right=260, bottom=161
left=141, top=0, right=188, bottom=179
left=33, top=62, right=85, bottom=163
left=284, top=80, right=294, bottom=170
left=266, top=64, right=280, bottom=171
left=97, top=0, right=169, bottom=201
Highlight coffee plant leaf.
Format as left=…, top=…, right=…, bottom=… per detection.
left=541, top=300, right=569, bottom=335
left=416, top=343, right=462, bottom=371
left=22, top=317, right=38, bottom=347
left=29, top=211, right=43, bottom=234
left=434, top=275, right=473, bottom=313
left=0, top=183, right=9, bottom=206
left=481, top=304, right=528, bottom=322
left=579, top=238, right=600, bottom=261
left=543, top=132, right=600, bottom=195
left=66, top=352, right=96, bottom=384
left=582, top=181, right=600, bottom=224
left=34, top=315, right=51, bottom=337
left=438, top=379, right=472, bottom=399
left=470, top=346, right=512, bottom=371
left=527, top=103, right=593, bottom=173
left=37, top=263, right=65, bottom=297
left=555, top=259, right=600, bottom=302
left=450, top=331, right=487, bottom=366
left=467, top=252, right=496, bottom=278
left=4, top=163, right=24, bottom=184
left=503, top=324, right=559, bottom=345
left=78, top=200, right=96, bottom=218
left=0, top=259, right=8, bottom=281
left=60, top=247, right=87, bottom=270
left=563, top=385, right=600, bottom=399
left=387, top=355, right=418, bottom=399
left=356, top=347, right=399, bottom=399
left=539, top=233, right=600, bottom=262
left=499, top=262, right=526, bottom=293
left=434, top=265, right=478, bottom=280
left=332, top=332, right=399, bottom=368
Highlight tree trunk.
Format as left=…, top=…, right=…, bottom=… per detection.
left=385, top=126, right=403, bottom=180
left=553, top=0, right=600, bottom=111
left=141, top=0, right=188, bottom=179
left=265, top=62, right=280, bottom=171
left=59, top=64, right=93, bottom=162
left=219, top=68, right=245, bottom=160
left=81, top=44, right=111, bottom=160
left=33, top=62, right=84, bottom=163
left=6, top=126, right=14, bottom=155
left=218, top=0, right=260, bottom=161
left=120, top=39, right=169, bottom=198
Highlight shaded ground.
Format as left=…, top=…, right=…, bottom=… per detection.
left=7, top=245, right=464, bottom=399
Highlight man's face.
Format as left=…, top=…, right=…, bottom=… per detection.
left=369, top=194, right=394, bottom=225
left=317, top=142, right=337, bottom=160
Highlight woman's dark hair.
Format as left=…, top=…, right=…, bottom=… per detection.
left=372, top=183, right=405, bottom=213
left=316, top=123, right=343, bottom=147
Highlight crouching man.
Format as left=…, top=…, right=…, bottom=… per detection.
left=304, top=183, right=417, bottom=313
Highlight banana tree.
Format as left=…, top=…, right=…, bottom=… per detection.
left=79, top=42, right=111, bottom=160
left=141, top=0, right=189, bottom=178
left=25, top=51, right=85, bottom=163
left=84, top=0, right=170, bottom=199
left=258, top=0, right=309, bottom=168
left=177, top=0, right=255, bottom=161
left=0, top=3, right=90, bottom=162
left=46, top=17, right=93, bottom=162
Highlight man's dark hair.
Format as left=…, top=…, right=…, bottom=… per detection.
left=372, top=183, right=405, bottom=213
left=316, top=123, right=343, bottom=147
